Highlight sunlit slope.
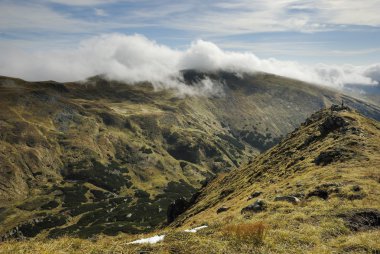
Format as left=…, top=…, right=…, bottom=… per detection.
left=171, top=105, right=380, bottom=253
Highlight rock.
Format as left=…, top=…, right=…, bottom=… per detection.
left=216, top=206, right=229, bottom=214
left=307, top=183, right=342, bottom=200
left=341, top=192, right=366, bottom=200
left=0, top=228, right=24, bottom=242
left=220, top=189, right=234, bottom=199
left=319, top=115, right=348, bottom=136
left=274, top=195, right=300, bottom=204
left=318, top=183, right=342, bottom=189
left=0, top=214, right=67, bottom=241
left=307, top=189, right=329, bottom=200
left=167, top=198, right=190, bottom=223
left=338, top=209, right=380, bottom=231
left=330, top=104, right=351, bottom=112
left=200, top=176, right=216, bottom=187
left=298, top=134, right=318, bottom=149
left=167, top=190, right=201, bottom=224
left=187, top=191, right=201, bottom=205
left=314, top=148, right=353, bottom=166
left=41, top=200, right=60, bottom=210
left=241, top=199, right=267, bottom=214
left=247, top=191, right=262, bottom=200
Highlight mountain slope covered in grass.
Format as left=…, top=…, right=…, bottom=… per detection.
left=1, top=105, right=379, bottom=253
left=169, top=105, right=380, bottom=253
left=0, top=71, right=379, bottom=239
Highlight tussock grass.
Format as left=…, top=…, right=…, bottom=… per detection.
left=166, top=108, right=380, bottom=253
left=222, top=222, right=267, bottom=245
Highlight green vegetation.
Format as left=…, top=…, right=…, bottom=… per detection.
left=169, top=106, right=380, bottom=253
left=0, top=72, right=379, bottom=251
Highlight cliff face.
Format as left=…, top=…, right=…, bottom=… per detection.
left=0, top=71, right=379, bottom=238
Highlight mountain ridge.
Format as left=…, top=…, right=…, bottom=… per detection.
left=0, top=71, right=379, bottom=240
left=1, top=105, right=379, bottom=253
left=171, top=105, right=380, bottom=237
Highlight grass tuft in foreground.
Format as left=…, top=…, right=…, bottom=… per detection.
left=221, top=222, right=267, bottom=245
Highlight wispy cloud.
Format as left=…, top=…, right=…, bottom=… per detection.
left=156, top=0, right=380, bottom=36
left=94, top=8, right=107, bottom=16
left=0, top=2, right=95, bottom=33
left=2, top=0, right=380, bottom=37
left=0, top=1, right=154, bottom=37
left=47, top=0, right=119, bottom=6
left=217, top=41, right=380, bottom=59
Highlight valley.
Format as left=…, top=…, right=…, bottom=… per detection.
left=0, top=71, right=379, bottom=251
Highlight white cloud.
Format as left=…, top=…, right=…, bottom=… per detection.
left=159, top=0, right=380, bottom=36
left=207, top=0, right=373, bottom=38
left=141, top=0, right=380, bottom=36
left=0, top=1, right=151, bottom=35
left=94, top=8, right=107, bottom=16
left=0, top=34, right=378, bottom=96
left=316, top=0, right=380, bottom=27
left=0, top=2, right=94, bottom=33
left=364, top=65, right=380, bottom=82
left=48, top=0, right=118, bottom=6
left=1, top=0, right=380, bottom=42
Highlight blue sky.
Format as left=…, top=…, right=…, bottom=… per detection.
left=1, top=0, right=380, bottom=64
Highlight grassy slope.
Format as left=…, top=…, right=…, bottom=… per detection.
left=169, top=106, right=380, bottom=253
left=0, top=72, right=379, bottom=240
left=1, top=106, right=379, bottom=253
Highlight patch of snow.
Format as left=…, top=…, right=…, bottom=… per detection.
left=127, top=225, right=208, bottom=245
left=183, top=225, right=208, bottom=233
left=128, top=235, right=165, bottom=244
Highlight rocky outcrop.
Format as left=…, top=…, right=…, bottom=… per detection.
left=167, top=198, right=190, bottom=224
left=274, top=196, right=300, bottom=204
left=307, top=189, right=329, bottom=200
left=166, top=189, right=201, bottom=224
left=314, top=148, right=354, bottom=166
left=338, top=209, right=380, bottom=231
left=216, top=206, right=230, bottom=214
left=220, top=189, right=234, bottom=199
left=0, top=214, right=67, bottom=242
left=241, top=199, right=267, bottom=214
left=319, top=115, right=348, bottom=136
left=307, top=183, right=341, bottom=200
left=247, top=191, right=262, bottom=200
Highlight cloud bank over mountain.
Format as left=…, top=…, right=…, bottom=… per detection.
left=0, top=34, right=379, bottom=94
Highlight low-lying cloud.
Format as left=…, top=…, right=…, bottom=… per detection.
left=0, top=34, right=379, bottom=95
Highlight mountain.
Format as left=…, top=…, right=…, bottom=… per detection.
left=343, top=83, right=380, bottom=106
left=168, top=105, right=380, bottom=253
left=1, top=105, right=379, bottom=253
left=0, top=71, right=379, bottom=239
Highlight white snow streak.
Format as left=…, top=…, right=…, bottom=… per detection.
left=127, top=225, right=208, bottom=244
left=128, top=234, right=165, bottom=244
left=183, top=225, right=208, bottom=233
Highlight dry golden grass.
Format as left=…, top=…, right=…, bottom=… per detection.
left=164, top=108, right=380, bottom=253
left=0, top=224, right=379, bottom=254
left=221, top=222, right=267, bottom=245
